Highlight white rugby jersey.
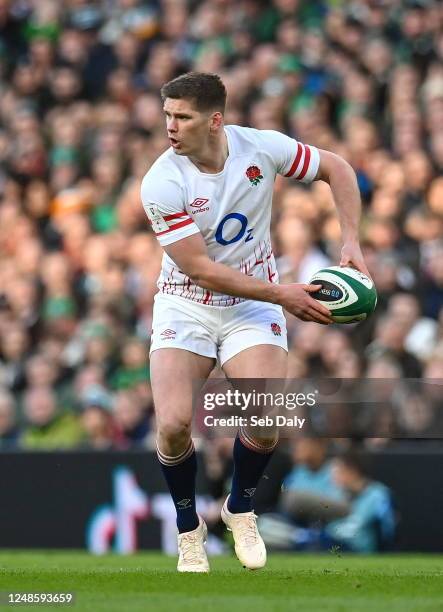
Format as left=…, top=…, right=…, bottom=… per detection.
left=141, top=125, right=320, bottom=306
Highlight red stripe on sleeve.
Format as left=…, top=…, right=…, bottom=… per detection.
left=296, top=145, right=311, bottom=180
left=155, top=217, right=194, bottom=237
left=164, top=212, right=188, bottom=221
left=284, top=143, right=303, bottom=177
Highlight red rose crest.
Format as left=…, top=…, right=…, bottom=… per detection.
left=271, top=322, right=281, bottom=336
left=246, top=165, right=263, bottom=186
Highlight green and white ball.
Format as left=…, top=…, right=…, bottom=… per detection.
left=309, top=266, right=377, bottom=324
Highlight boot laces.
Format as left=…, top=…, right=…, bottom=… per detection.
left=180, top=532, right=203, bottom=564
left=235, top=513, right=259, bottom=546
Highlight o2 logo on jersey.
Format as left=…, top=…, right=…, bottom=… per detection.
left=215, top=213, right=254, bottom=246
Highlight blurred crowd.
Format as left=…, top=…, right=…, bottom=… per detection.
left=0, top=0, right=442, bottom=451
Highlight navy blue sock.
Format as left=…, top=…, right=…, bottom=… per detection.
left=157, top=440, right=199, bottom=533
left=228, top=429, right=277, bottom=514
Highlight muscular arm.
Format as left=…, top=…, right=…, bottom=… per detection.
left=164, top=233, right=333, bottom=324
left=315, top=149, right=369, bottom=276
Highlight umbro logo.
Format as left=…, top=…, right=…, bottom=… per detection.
left=190, top=198, right=209, bottom=214
left=161, top=329, right=176, bottom=339
left=177, top=498, right=191, bottom=509
left=190, top=197, right=208, bottom=208
left=243, top=488, right=256, bottom=498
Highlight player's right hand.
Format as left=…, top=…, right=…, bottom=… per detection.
left=277, top=284, right=334, bottom=325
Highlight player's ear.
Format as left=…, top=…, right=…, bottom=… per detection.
left=209, top=111, right=223, bottom=132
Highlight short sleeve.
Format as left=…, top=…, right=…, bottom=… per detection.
left=259, top=130, right=320, bottom=184
left=140, top=168, right=201, bottom=246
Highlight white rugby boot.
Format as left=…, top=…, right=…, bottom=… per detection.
left=177, top=516, right=210, bottom=573
left=221, top=496, right=267, bottom=570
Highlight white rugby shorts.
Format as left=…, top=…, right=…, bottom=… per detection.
left=150, top=293, right=288, bottom=366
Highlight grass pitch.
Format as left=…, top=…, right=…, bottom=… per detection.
left=0, top=552, right=442, bottom=611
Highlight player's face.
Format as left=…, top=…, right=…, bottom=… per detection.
left=163, top=97, right=213, bottom=156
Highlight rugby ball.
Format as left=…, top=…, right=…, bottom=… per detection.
left=309, top=266, right=377, bottom=323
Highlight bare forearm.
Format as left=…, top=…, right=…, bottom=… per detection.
left=328, top=159, right=361, bottom=244
left=192, top=259, right=280, bottom=303
left=192, top=258, right=333, bottom=324
left=315, top=150, right=368, bottom=274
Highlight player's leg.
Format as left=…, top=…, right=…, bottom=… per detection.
left=222, top=344, right=287, bottom=513
left=218, top=300, right=288, bottom=568
left=151, top=348, right=215, bottom=572
left=150, top=294, right=217, bottom=571
left=220, top=345, right=287, bottom=569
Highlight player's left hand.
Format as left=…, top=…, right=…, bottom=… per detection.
left=340, top=242, right=370, bottom=277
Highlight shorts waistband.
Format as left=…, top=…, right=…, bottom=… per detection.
left=155, top=291, right=249, bottom=309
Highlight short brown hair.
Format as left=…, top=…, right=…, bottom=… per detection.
left=161, top=72, right=226, bottom=114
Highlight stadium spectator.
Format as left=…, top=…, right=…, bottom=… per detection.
left=113, top=389, right=150, bottom=448
left=0, top=323, right=29, bottom=392
left=111, top=336, right=149, bottom=390
left=21, top=386, right=83, bottom=450
left=260, top=448, right=396, bottom=553
left=317, top=329, right=361, bottom=377
left=323, top=450, right=396, bottom=552
left=80, top=384, right=116, bottom=450
left=392, top=383, right=437, bottom=438
left=365, top=314, right=423, bottom=377
left=386, top=292, right=439, bottom=361
left=25, top=353, right=59, bottom=388
left=280, top=438, right=349, bottom=525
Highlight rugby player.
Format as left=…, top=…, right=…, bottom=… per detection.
left=141, top=72, right=368, bottom=572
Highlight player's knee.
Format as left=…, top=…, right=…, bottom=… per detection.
left=157, top=417, right=192, bottom=449
left=255, top=436, right=279, bottom=448
left=246, top=431, right=279, bottom=450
